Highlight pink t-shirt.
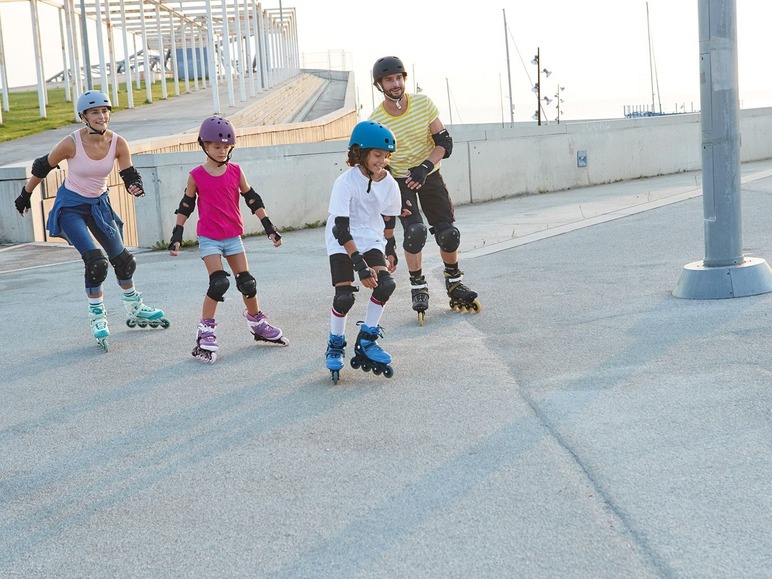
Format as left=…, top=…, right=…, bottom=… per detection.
left=191, top=163, right=244, bottom=239
left=64, top=130, right=118, bottom=198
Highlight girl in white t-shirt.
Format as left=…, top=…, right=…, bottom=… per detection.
left=324, top=121, right=402, bottom=384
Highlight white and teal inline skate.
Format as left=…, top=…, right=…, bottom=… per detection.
left=88, top=303, right=110, bottom=352
left=349, top=323, right=394, bottom=379
left=122, top=292, right=170, bottom=329
left=325, top=333, right=347, bottom=384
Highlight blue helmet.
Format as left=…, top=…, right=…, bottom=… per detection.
left=348, top=121, right=396, bottom=152
left=77, top=90, right=112, bottom=116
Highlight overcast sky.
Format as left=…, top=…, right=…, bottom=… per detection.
left=2, top=0, right=771, bottom=123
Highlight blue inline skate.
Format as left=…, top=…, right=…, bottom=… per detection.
left=349, top=323, right=394, bottom=379
left=325, top=333, right=347, bottom=384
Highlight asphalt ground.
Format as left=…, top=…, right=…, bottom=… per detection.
left=2, top=155, right=772, bottom=576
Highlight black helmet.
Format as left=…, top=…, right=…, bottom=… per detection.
left=372, top=56, right=407, bottom=86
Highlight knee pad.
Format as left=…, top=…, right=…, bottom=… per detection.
left=432, top=221, right=461, bottom=252
left=82, top=249, right=109, bottom=285
left=235, top=271, right=257, bottom=298
left=109, top=249, right=137, bottom=280
left=403, top=222, right=427, bottom=254
left=372, top=270, right=396, bottom=303
left=332, top=285, right=357, bottom=315
left=207, top=270, right=230, bottom=302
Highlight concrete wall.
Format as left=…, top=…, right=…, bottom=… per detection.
left=5, top=107, right=772, bottom=247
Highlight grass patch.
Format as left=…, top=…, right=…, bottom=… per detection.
left=0, top=82, right=177, bottom=142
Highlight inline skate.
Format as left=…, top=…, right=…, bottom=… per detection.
left=325, top=333, right=347, bottom=384
left=349, top=323, right=394, bottom=378
left=444, top=269, right=481, bottom=313
left=89, top=303, right=110, bottom=352
left=192, top=318, right=218, bottom=363
left=123, top=291, right=170, bottom=329
left=410, top=274, right=430, bottom=326
left=244, top=310, right=289, bottom=346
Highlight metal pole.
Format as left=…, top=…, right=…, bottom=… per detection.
left=673, top=0, right=772, bottom=299
left=80, top=0, right=92, bottom=89
left=503, top=9, right=514, bottom=127
left=536, top=47, right=541, bottom=126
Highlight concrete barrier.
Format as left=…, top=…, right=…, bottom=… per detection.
left=4, top=107, right=772, bottom=247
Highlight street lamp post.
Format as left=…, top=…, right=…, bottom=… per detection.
left=531, top=48, right=552, bottom=125
left=555, top=85, right=565, bottom=124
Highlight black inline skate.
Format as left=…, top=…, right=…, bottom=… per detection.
left=444, top=269, right=481, bottom=313
left=349, top=323, right=394, bottom=378
left=410, top=274, right=430, bottom=326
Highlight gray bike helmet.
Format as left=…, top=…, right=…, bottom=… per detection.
left=198, top=115, right=236, bottom=145
left=372, top=56, right=407, bottom=86
left=77, top=90, right=112, bottom=117
left=348, top=121, right=396, bottom=152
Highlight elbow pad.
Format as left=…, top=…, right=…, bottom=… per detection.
left=432, top=129, right=453, bottom=159
left=31, top=155, right=59, bottom=179
left=175, top=193, right=196, bottom=217
left=383, top=215, right=396, bottom=230
left=332, top=216, right=353, bottom=245
left=241, top=187, right=265, bottom=214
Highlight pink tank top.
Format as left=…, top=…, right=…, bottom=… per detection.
left=191, top=163, right=244, bottom=239
left=64, top=130, right=118, bottom=198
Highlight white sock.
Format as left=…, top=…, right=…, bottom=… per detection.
left=364, top=297, right=385, bottom=328
left=330, top=309, right=347, bottom=336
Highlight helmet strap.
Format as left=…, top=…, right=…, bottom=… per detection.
left=202, top=143, right=233, bottom=167
left=385, top=93, right=404, bottom=110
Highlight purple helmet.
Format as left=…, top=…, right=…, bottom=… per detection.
left=198, top=115, right=236, bottom=145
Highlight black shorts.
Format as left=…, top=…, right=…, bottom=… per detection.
left=329, top=249, right=387, bottom=286
left=397, top=170, right=455, bottom=228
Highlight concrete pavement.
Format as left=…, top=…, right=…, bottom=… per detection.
left=2, top=155, right=772, bottom=576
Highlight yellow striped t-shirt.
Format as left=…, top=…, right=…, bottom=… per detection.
left=369, top=93, right=440, bottom=179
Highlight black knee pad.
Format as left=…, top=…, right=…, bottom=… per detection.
left=109, top=249, right=137, bottom=280
left=83, top=249, right=109, bottom=285
left=372, top=270, right=396, bottom=303
left=403, top=222, right=427, bottom=254
left=235, top=271, right=257, bottom=298
left=207, top=270, right=230, bottom=302
left=332, top=285, right=357, bottom=315
left=432, top=221, right=461, bottom=252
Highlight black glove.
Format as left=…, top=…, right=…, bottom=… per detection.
left=385, top=236, right=398, bottom=266
left=15, top=187, right=32, bottom=215
left=351, top=251, right=373, bottom=281
left=407, top=160, right=434, bottom=186
left=168, top=224, right=184, bottom=250
left=260, top=216, right=281, bottom=241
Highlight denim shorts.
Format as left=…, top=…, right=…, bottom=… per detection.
left=198, top=235, right=245, bottom=258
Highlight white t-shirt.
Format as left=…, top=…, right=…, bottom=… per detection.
left=325, top=166, right=401, bottom=256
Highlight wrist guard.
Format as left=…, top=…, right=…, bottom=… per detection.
left=168, top=224, right=184, bottom=250
left=351, top=251, right=373, bottom=281
left=408, top=160, right=434, bottom=186
left=15, top=186, right=32, bottom=215
left=260, top=216, right=281, bottom=241
left=119, top=166, right=144, bottom=196
left=385, top=236, right=398, bottom=266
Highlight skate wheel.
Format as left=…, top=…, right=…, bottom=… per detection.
left=149, top=321, right=159, bottom=328
left=350, top=358, right=361, bottom=370
left=361, top=362, right=371, bottom=372
left=470, top=299, right=482, bottom=312
left=160, top=318, right=171, bottom=329
left=126, top=319, right=136, bottom=328
left=383, top=365, right=394, bottom=378
left=373, top=366, right=383, bottom=376
left=417, top=311, right=425, bottom=326
left=330, top=370, right=340, bottom=385
left=137, top=320, right=148, bottom=328
left=97, top=338, right=109, bottom=353
left=278, top=336, right=290, bottom=346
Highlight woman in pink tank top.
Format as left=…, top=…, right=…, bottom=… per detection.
left=167, top=115, right=288, bottom=363
left=14, top=90, right=168, bottom=352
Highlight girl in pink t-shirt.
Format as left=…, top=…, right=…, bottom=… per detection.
left=168, top=115, right=288, bottom=363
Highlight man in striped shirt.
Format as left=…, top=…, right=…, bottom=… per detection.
left=369, top=56, right=480, bottom=323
